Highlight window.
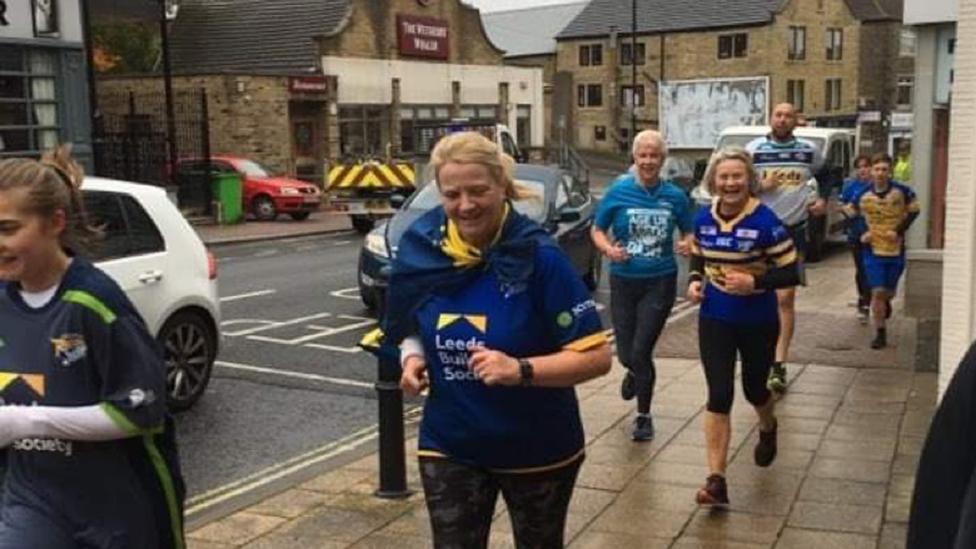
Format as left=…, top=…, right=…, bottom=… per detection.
left=825, top=78, right=842, bottom=111
left=0, top=46, right=60, bottom=157
left=786, top=79, right=805, bottom=112
left=579, top=44, right=603, bottom=66
left=718, top=33, right=748, bottom=59
left=788, top=26, right=806, bottom=60
left=594, top=126, right=606, bottom=141
left=338, top=105, right=390, bottom=157
left=620, top=85, right=645, bottom=107
left=826, top=28, right=843, bottom=60
left=620, top=42, right=646, bottom=65
left=577, top=84, right=603, bottom=108
left=899, top=28, right=917, bottom=57
left=82, top=191, right=164, bottom=262
left=500, top=132, right=518, bottom=159
left=897, top=76, right=914, bottom=107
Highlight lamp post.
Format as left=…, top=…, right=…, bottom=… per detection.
left=631, top=0, right=637, bottom=140
left=157, top=0, right=177, bottom=182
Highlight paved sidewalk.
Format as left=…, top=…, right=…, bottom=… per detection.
left=194, top=211, right=353, bottom=247
left=188, top=365, right=935, bottom=549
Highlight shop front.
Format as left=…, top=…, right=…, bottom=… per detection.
left=0, top=0, right=92, bottom=166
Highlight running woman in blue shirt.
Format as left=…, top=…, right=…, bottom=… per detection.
left=592, top=130, right=694, bottom=441
left=687, top=148, right=800, bottom=506
left=839, top=154, right=872, bottom=324
left=0, top=147, right=185, bottom=549
left=387, top=132, right=611, bottom=548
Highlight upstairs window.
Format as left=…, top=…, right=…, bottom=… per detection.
left=620, top=42, right=646, bottom=65
left=826, top=28, right=843, bottom=60
left=718, top=33, right=748, bottom=59
left=788, top=26, right=806, bottom=61
left=579, top=44, right=603, bottom=66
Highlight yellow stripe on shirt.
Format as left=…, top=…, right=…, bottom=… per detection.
left=562, top=332, right=609, bottom=352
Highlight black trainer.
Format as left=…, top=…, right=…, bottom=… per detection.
left=695, top=474, right=729, bottom=506
left=632, top=414, right=655, bottom=442
left=871, top=329, right=887, bottom=349
left=620, top=370, right=636, bottom=401
left=754, top=419, right=778, bottom=467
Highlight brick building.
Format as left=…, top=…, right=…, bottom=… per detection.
left=553, top=0, right=909, bottom=158
left=96, top=0, right=544, bottom=183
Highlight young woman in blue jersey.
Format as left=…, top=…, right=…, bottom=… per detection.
left=385, top=132, right=611, bottom=548
left=0, top=147, right=185, bottom=548
left=840, top=154, right=872, bottom=324
left=591, top=130, right=693, bottom=441
left=687, top=148, right=800, bottom=506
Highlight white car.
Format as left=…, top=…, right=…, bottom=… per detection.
left=82, top=177, right=220, bottom=411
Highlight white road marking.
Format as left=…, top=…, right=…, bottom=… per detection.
left=330, top=287, right=362, bottom=300
left=214, top=360, right=374, bottom=389
left=219, top=289, right=277, bottom=303
left=247, top=316, right=375, bottom=348
left=221, top=312, right=334, bottom=337
left=253, top=249, right=278, bottom=258
left=334, top=240, right=352, bottom=246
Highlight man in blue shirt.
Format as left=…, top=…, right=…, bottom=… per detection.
left=592, top=129, right=694, bottom=441
left=840, top=154, right=872, bottom=323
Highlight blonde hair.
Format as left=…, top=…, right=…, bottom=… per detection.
left=429, top=131, right=535, bottom=200
left=632, top=129, right=668, bottom=157
left=702, top=147, right=761, bottom=196
left=0, top=144, right=101, bottom=253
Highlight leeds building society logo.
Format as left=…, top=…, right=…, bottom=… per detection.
left=436, top=313, right=487, bottom=333
left=0, top=372, right=46, bottom=398
left=51, top=334, right=87, bottom=367
left=558, top=299, right=598, bottom=328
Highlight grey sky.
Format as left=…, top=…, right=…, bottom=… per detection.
left=465, top=0, right=579, bottom=13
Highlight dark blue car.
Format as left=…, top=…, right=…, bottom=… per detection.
left=357, top=164, right=601, bottom=314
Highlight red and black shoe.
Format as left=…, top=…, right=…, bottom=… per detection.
left=695, top=474, right=729, bottom=507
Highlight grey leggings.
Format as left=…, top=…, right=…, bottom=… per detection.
left=419, top=455, right=582, bottom=549
left=610, top=274, right=677, bottom=414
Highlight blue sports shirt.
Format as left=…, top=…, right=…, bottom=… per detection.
left=840, top=178, right=869, bottom=243
left=594, top=174, right=693, bottom=279
left=691, top=198, right=797, bottom=325
left=0, top=259, right=184, bottom=548
left=415, top=245, right=604, bottom=471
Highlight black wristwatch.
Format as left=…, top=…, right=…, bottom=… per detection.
left=518, top=358, right=534, bottom=386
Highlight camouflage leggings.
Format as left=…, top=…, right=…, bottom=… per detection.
left=419, top=455, right=583, bottom=549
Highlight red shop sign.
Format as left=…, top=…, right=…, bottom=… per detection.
left=397, top=14, right=449, bottom=60
left=289, top=76, right=330, bottom=94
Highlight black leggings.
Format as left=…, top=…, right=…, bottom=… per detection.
left=850, top=243, right=870, bottom=307
left=610, top=274, right=677, bottom=414
left=419, top=455, right=582, bottom=549
left=699, top=316, right=779, bottom=414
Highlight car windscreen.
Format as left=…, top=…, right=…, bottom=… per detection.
left=234, top=159, right=275, bottom=178
left=716, top=135, right=826, bottom=151
left=407, top=179, right=548, bottom=222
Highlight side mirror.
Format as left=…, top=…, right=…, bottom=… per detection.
left=558, top=209, right=582, bottom=223
left=693, top=159, right=708, bottom=182
left=389, top=194, right=407, bottom=209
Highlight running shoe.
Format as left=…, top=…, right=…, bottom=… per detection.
left=871, top=329, right=887, bottom=349
left=857, top=305, right=869, bottom=325
left=632, top=414, right=655, bottom=442
left=754, top=419, right=778, bottom=467
left=767, top=363, right=787, bottom=394
left=621, top=370, right=636, bottom=401
left=695, top=474, right=729, bottom=506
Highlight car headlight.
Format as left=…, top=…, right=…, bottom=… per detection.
left=365, top=231, right=389, bottom=258
left=280, top=187, right=300, bottom=196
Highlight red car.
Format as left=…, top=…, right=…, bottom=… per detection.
left=176, top=156, right=322, bottom=221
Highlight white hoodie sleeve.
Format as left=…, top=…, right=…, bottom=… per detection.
left=0, top=405, right=130, bottom=447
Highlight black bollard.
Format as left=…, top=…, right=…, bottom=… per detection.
left=374, top=351, right=411, bottom=499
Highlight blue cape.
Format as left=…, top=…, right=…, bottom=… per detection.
left=380, top=204, right=557, bottom=358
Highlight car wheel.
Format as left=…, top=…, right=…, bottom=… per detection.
left=290, top=211, right=311, bottom=221
left=806, top=215, right=826, bottom=263
left=159, top=310, right=216, bottom=412
left=352, top=215, right=375, bottom=234
left=253, top=195, right=278, bottom=221
left=584, top=252, right=603, bottom=292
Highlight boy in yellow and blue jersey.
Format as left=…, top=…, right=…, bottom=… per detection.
left=845, top=153, right=920, bottom=349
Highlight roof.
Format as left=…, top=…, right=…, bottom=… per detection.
left=557, top=0, right=902, bottom=40
left=556, top=0, right=777, bottom=39
left=844, top=0, right=903, bottom=22
left=168, top=0, right=350, bottom=74
left=481, top=2, right=587, bottom=57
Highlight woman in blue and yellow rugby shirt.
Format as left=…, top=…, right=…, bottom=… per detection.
left=687, top=148, right=800, bottom=506
left=384, top=132, right=611, bottom=548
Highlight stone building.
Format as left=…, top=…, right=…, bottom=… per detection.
left=0, top=0, right=93, bottom=167
left=553, top=0, right=910, bottom=158
left=95, top=0, right=543, bottom=184
left=482, top=2, right=587, bottom=148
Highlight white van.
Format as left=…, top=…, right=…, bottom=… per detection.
left=691, top=126, right=855, bottom=261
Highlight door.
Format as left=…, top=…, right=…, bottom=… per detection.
left=83, top=190, right=169, bottom=334
left=555, top=174, right=593, bottom=274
